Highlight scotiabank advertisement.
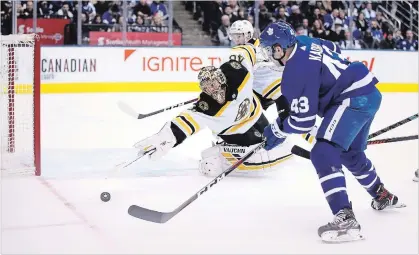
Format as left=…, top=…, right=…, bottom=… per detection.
left=89, top=32, right=182, bottom=46
left=17, top=19, right=70, bottom=45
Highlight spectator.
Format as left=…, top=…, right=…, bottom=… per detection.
left=94, top=0, right=109, bottom=16
left=258, top=4, right=274, bottom=31
left=150, top=1, right=168, bottom=20
left=355, top=12, right=368, bottom=33
left=90, top=14, right=106, bottom=32
left=237, top=8, right=246, bottom=20
left=56, top=3, right=73, bottom=20
left=132, top=15, right=148, bottom=32
left=362, top=2, right=376, bottom=20
left=370, top=20, right=383, bottom=42
left=92, top=14, right=102, bottom=24
left=224, top=6, right=238, bottom=24
left=379, top=32, right=397, bottom=50
left=228, top=0, right=240, bottom=16
left=301, top=18, right=310, bottom=33
left=323, top=9, right=339, bottom=31
left=322, top=0, right=333, bottom=12
left=201, top=1, right=223, bottom=35
left=247, top=15, right=254, bottom=27
left=38, top=1, right=53, bottom=18
left=324, top=23, right=344, bottom=42
left=308, top=7, right=322, bottom=25
left=310, top=19, right=326, bottom=39
left=21, top=1, right=35, bottom=19
left=337, top=9, right=350, bottom=30
left=151, top=13, right=168, bottom=33
left=133, top=0, right=151, bottom=17
left=340, top=30, right=362, bottom=49
left=393, top=29, right=404, bottom=42
left=1, top=1, right=12, bottom=35
left=275, top=6, right=289, bottom=23
left=218, top=15, right=232, bottom=46
left=361, top=30, right=379, bottom=49
left=288, top=5, right=304, bottom=29
left=397, top=30, right=418, bottom=51
left=102, top=4, right=119, bottom=24
left=280, top=0, right=292, bottom=15
left=82, top=1, right=96, bottom=21
left=375, top=11, right=390, bottom=35
left=295, top=24, right=307, bottom=36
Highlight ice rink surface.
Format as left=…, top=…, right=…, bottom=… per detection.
left=1, top=92, right=418, bottom=254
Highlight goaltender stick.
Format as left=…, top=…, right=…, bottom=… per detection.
left=133, top=44, right=294, bottom=176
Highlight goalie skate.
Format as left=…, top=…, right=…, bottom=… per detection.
left=318, top=208, right=365, bottom=243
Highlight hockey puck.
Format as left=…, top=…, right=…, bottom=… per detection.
left=100, top=192, right=111, bottom=202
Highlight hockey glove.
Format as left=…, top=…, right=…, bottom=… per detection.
left=133, top=122, right=177, bottom=160
left=263, top=119, right=289, bottom=150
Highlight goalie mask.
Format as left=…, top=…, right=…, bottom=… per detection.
left=198, top=66, right=227, bottom=104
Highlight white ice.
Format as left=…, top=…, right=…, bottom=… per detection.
left=1, top=92, right=418, bottom=254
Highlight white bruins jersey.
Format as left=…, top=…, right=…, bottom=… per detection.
left=249, top=38, right=284, bottom=101
left=170, top=44, right=262, bottom=141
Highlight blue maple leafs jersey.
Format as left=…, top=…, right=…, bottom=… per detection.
left=280, top=36, right=379, bottom=134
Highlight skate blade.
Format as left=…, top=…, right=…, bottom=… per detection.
left=389, top=202, right=407, bottom=209
left=321, top=229, right=365, bottom=243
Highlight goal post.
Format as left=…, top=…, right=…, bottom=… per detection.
left=1, top=34, right=41, bottom=176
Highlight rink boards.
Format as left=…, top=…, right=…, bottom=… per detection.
left=34, top=47, right=418, bottom=93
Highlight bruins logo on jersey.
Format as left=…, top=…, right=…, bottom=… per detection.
left=235, top=98, right=251, bottom=122
left=230, top=61, right=242, bottom=70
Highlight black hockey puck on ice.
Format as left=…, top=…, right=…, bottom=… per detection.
left=101, top=192, right=111, bottom=202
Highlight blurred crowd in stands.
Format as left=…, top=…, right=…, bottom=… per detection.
left=1, top=0, right=181, bottom=37
left=186, top=0, right=418, bottom=50
left=1, top=0, right=418, bottom=50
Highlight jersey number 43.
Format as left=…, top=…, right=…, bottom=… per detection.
left=290, top=96, right=309, bottom=114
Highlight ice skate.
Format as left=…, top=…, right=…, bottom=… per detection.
left=318, top=208, right=364, bottom=243
left=371, top=184, right=406, bottom=210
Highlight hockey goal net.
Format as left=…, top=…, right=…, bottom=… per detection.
left=0, top=34, right=41, bottom=176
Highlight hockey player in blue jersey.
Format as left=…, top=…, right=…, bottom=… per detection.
left=259, top=21, right=406, bottom=243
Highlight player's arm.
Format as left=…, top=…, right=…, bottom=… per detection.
left=170, top=109, right=203, bottom=146
left=133, top=108, right=204, bottom=160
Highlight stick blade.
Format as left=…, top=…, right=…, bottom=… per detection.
left=128, top=205, right=172, bottom=223
left=291, top=145, right=311, bottom=159
left=117, top=101, right=140, bottom=119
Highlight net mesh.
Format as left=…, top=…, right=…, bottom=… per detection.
left=1, top=34, right=37, bottom=175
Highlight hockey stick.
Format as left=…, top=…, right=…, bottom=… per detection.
left=292, top=113, right=419, bottom=160
left=367, top=134, right=418, bottom=145
left=117, top=98, right=198, bottom=119
left=291, top=135, right=419, bottom=160
left=368, top=113, right=418, bottom=139
left=113, top=148, right=156, bottom=172
left=127, top=141, right=266, bottom=223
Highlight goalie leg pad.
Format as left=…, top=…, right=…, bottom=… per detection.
left=198, top=139, right=294, bottom=177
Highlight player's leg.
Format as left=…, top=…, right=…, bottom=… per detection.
left=199, top=138, right=294, bottom=176
left=311, top=99, right=375, bottom=242
left=199, top=114, right=293, bottom=176
left=340, top=88, right=405, bottom=210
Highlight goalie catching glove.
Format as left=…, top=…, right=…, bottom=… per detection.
left=133, top=123, right=177, bottom=160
